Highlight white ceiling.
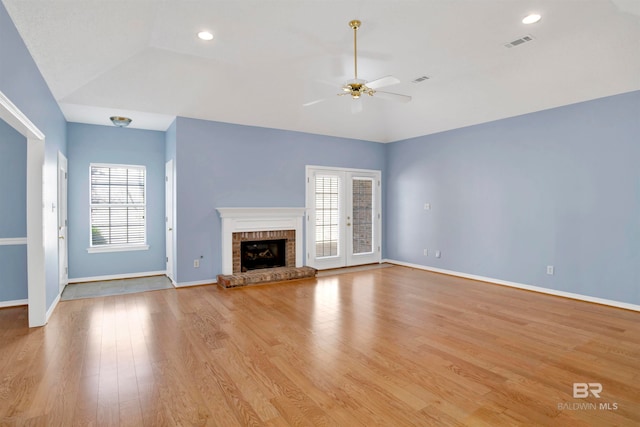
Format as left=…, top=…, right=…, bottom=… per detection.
left=4, top=0, right=640, bottom=143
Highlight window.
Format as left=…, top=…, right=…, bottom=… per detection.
left=89, top=164, right=148, bottom=252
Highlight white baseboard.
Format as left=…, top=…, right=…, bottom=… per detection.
left=0, top=299, right=28, bottom=308
left=68, top=270, right=167, bottom=284
left=383, top=259, right=640, bottom=312
left=46, top=293, right=61, bottom=323
left=174, top=279, right=217, bottom=288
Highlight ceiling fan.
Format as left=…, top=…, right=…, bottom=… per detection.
left=304, top=19, right=411, bottom=112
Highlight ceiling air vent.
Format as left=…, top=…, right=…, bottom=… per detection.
left=411, top=75, right=430, bottom=84
left=504, top=34, right=535, bottom=48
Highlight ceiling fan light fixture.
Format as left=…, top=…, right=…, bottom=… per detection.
left=110, top=116, right=132, bottom=127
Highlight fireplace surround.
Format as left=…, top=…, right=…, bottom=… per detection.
left=217, top=208, right=305, bottom=275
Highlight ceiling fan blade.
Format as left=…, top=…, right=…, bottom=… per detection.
left=375, top=90, right=412, bottom=103
left=351, top=98, right=363, bottom=114
left=303, top=98, right=326, bottom=107
left=366, top=75, right=400, bottom=90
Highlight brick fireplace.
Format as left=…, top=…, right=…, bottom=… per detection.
left=216, top=208, right=305, bottom=275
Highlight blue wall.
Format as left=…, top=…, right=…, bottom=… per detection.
left=173, top=117, right=385, bottom=284
left=0, top=245, right=28, bottom=301
left=1, top=2, right=67, bottom=308
left=0, top=119, right=26, bottom=238
left=67, top=123, right=166, bottom=279
left=0, top=119, right=28, bottom=301
left=386, top=91, right=640, bottom=305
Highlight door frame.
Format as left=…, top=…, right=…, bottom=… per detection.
left=0, top=90, right=47, bottom=327
left=305, top=165, right=382, bottom=270
left=58, top=152, right=68, bottom=292
left=165, top=159, right=175, bottom=282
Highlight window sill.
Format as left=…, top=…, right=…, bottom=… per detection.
left=87, top=244, right=149, bottom=254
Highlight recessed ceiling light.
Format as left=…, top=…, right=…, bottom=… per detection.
left=522, top=14, right=542, bottom=24
left=197, top=31, right=214, bottom=41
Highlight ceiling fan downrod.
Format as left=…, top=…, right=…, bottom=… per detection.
left=344, top=20, right=370, bottom=99
left=349, top=19, right=361, bottom=81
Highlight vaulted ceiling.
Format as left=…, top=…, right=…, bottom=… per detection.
left=4, top=0, right=640, bottom=142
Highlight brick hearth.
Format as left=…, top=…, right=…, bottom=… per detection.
left=217, top=266, right=317, bottom=289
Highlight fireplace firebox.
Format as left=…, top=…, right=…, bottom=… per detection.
left=231, top=229, right=296, bottom=274
left=240, top=239, right=286, bottom=272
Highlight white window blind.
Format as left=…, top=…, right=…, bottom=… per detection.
left=314, top=175, right=340, bottom=257
left=90, top=164, right=146, bottom=247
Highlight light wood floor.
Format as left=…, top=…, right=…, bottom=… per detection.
left=1, top=266, right=638, bottom=426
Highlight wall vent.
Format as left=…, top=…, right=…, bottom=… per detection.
left=411, top=75, right=430, bottom=83
left=504, top=34, right=535, bottom=48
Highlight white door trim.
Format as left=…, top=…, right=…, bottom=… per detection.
left=165, top=159, right=175, bottom=282
left=0, top=90, right=47, bottom=328
left=58, top=152, right=68, bottom=292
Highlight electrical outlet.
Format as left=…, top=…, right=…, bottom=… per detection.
left=194, top=259, right=200, bottom=268
left=547, top=265, right=554, bottom=275
left=435, top=250, right=441, bottom=258
left=424, top=203, right=431, bottom=210
left=423, top=249, right=429, bottom=256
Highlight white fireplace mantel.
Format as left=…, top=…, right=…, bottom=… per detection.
left=217, top=207, right=306, bottom=275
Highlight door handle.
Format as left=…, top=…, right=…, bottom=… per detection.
left=168, top=228, right=173, bottom=231
left=58, top=236, right=64, bottom=239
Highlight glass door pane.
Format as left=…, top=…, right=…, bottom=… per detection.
left=351, top=177, right=374, bottom=255
left=314, top=175, right=340, bottom=258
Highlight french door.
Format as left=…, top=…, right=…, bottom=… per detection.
left=306, top=166, right=381, bottom=270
